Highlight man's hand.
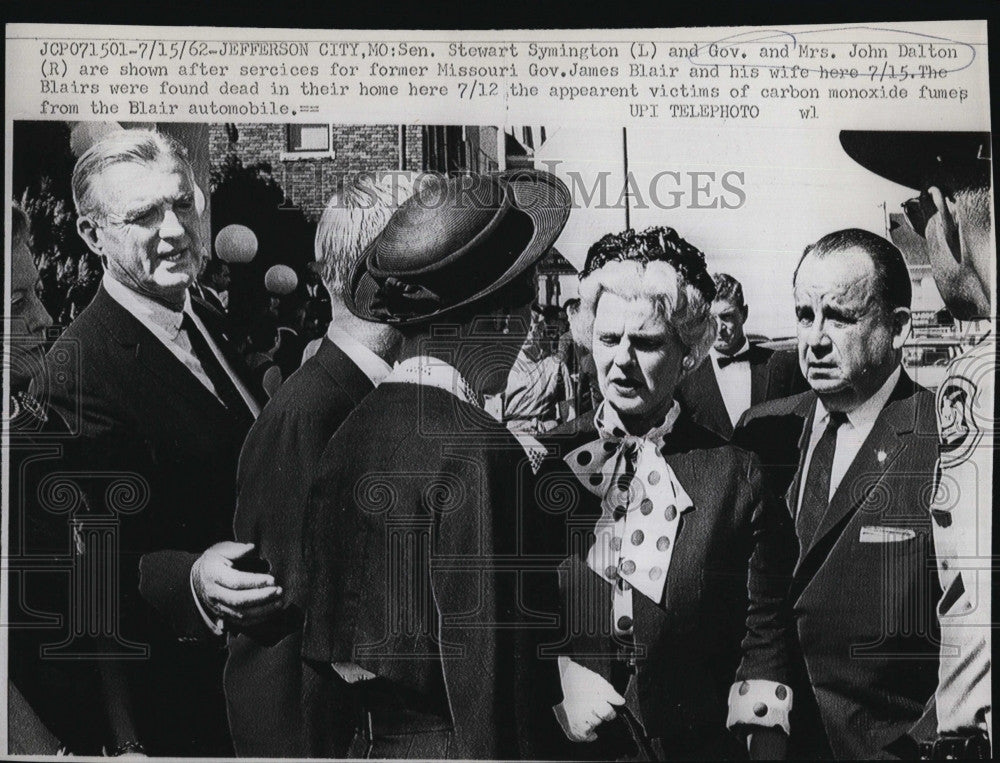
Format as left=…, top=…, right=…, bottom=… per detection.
left=191, top=542, right=283, bottom=626
left=553, top=658, right=626, bottom=743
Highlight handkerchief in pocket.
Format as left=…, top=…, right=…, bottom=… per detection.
left=859, top=525, right=916, bottom=543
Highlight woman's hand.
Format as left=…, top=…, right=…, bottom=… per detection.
left=553, top=658, right=626, bottom=742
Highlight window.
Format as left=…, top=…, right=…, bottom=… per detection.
left=287, top=124, right=330, bottom=152
left=281, top=125, right=336, bottom=161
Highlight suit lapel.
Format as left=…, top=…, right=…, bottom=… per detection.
left=785, top=393, right=818, bottom=523
left=683, top=360, right=731, bottom=439
left=190, top=289, right=226, bottom=322
left=91, top=287, right=235, bottom=420
left=794, top=374, right=919, bottom=577
left=806, top=422, right=907, bottom=555
left=650, top=434, right=703, bottom=610
left=749, top=346, right=771, bottom=405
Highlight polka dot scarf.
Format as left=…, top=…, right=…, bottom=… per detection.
left=564, top=400, right=693, bottom=636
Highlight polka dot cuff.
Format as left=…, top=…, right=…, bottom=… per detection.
left=726, top=679, right=792, bottom=736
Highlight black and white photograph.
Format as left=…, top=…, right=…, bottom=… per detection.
left=3, top=19, right=994, bottom=761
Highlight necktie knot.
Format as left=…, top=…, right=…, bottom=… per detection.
left=827, top=410, right=849, bottom=430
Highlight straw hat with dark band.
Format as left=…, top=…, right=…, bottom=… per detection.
left=839, top=130, right=991, bottom=191
left=346, top=170, right=572, bottom=325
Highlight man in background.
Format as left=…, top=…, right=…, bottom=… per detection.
left=842, top=130, right=993, bottom=758
left=677, top=272, right=800, bottom=439
left=301, top=170, right=571, bottom=759
left=195, top=257, right=231, bottom=316
left=503, top=302, right=575, bottom=432
left=9, top=205, right=54, bottom=393
left=225, top=173, right=412, bottom=757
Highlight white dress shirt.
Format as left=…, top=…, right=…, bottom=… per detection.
left=103, top=274, right=260, bottom=418
left=709, top=339, right=752, bottom=428
left=796, top=366, right=901, bottom=513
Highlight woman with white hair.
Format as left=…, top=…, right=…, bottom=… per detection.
left=546, top=227, right=797, bottom=760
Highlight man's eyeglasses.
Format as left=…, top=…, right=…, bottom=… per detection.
left=901, top=189, right=938, bottom=238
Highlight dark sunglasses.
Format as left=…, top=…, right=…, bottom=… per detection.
left=901, top=189, right=938, bottom=238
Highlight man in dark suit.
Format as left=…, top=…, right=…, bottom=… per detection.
left=197, top=257, right=231, bottom=315
left=736, top=229, right=941, bottom=759
left=676, top=272, right=803, bottom=439
left=30, top=129, right=281, bottom=756
left=224, top=175, right=411, bottom=757
left=300, top=170, right=572, bottom=759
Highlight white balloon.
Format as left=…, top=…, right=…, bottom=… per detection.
left=265, top=264, right=298, bottom=295
left=215, top=224, right=258, bottom=263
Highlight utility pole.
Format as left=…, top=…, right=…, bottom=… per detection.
left=622, top=127, right=631, bottom=229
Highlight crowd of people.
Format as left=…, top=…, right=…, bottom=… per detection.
left=6, top=127, right=993, bottom=760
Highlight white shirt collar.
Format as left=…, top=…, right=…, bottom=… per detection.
left=326, top=323, right=393, bottom=387
left=103, top=273, right=188, bottom=338
left=710, top=337, right=750, bottom=363
left=816, top=365, right=901, bottom=430
left=204, top=284, right=229, bottom=307
left=385, top=355, right=481, bottom=409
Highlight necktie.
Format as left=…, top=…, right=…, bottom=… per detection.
left=797, top=410, right=848, bottom=552
left=181, top=312, right=253, bottom=426
left=717, top=351, right=751, bottom=368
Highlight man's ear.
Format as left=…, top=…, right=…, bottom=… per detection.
left=76, top=216, right=104, bottom=256
left=740, top=304, right=749, bottom=323
left=890, top=307, right=912, bottom=349
left=927, top=186, right=962, bottom=263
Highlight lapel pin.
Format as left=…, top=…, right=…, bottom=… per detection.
left=876, top=450, right=887, bottom=463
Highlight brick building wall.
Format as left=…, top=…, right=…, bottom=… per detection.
left=209, top=123, right=501, bottom=220
left=403, top=124, right=423, bottom=171
left=209, top=123, right=414, bottom=220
